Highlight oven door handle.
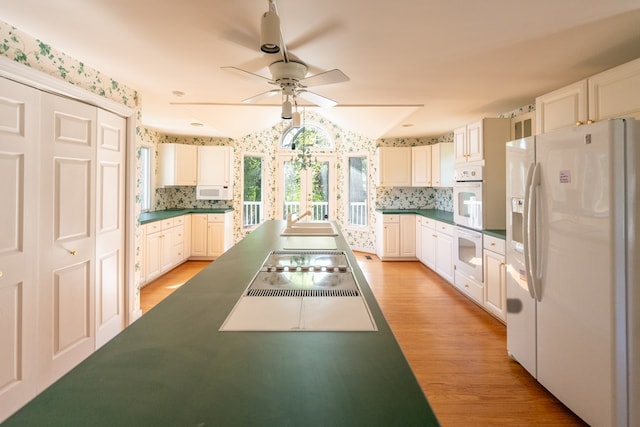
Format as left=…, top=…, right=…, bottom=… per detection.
left=454, top=227, right=481, bottom=240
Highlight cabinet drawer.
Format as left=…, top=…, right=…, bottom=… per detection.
left=208, top=213, right=226, bottom=222
left=383, top=214, right=399, bottom=224
left=484, top=235, right=505, bottom=255
left=161, top=218, right=175, bottom=230
left=455, top=272, right=483, bottom=304
left=420, top=217, right=436, bottom=229
left=174, top=215, right=185, bottom=226
left=173, top=224, right=185, bottom=244
left=435, top=221, right=454, bottom=236
left=145, top=221, right=161, bottom=234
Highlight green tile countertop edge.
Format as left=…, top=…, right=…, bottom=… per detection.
left=4, top=220, right=439, bottom=427
left=483, top=229, right=506, bottom=239
left=139, top=208, right=233, bottom=224
left=376, top=209, right=506, bottom=239
left=376, top=208, right=454, bottom=225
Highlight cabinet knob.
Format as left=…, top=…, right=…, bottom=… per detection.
left=587, top=119, right=594, bottom=124
left=576, top=121, right=584, bottom=126
left=0, top=271, right=3, bottom=278
left=69, top=250, right=77, bottom=256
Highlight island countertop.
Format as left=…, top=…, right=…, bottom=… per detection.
left=3, top=221, right=438, bottom=426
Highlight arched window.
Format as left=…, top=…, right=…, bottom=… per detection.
left=281, top=123, right=333, bottom=151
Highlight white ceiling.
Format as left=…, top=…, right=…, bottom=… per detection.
left=3, top=0, right=640, bottom=139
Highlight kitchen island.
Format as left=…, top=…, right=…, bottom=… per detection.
left=3, top=221, right=438, bottom=426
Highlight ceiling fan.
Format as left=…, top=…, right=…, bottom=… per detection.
left=221, top=0, right=350, bottom=119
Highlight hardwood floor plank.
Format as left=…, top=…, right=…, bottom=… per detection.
left=141, top=254, right=586, bottom=426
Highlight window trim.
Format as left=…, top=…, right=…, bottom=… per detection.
left=279, top=122, right=334, bottom=152
left=241, top=153, right=265, bottom=229
left=139, top=143, right=155, bottom=213
left=343, top=152, right=370, bottom=230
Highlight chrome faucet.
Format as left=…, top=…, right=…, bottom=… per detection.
left=287, top=210, right=312, bottom=227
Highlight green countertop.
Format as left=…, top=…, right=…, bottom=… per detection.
left=376, top=209, right=506, bottom=240
left=139, top=208, right=233, bottom=224
left=4, top=221, right=438, bottom=427
left=376, top=208, right=454, bottom=225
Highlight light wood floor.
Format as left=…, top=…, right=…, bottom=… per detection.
left=141, top=254, right=586, bottom=426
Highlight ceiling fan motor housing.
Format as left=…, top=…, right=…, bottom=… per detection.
left=269, top=61, right=308, bottom=85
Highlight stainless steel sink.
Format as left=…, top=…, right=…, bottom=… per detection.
left=281, top=222, right=338, bottom=236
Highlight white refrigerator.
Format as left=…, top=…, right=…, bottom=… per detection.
left=505, top=119, right=639, bottom=427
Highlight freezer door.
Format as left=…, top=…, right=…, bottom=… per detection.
left=505, top=137, right=537, bottom=376
left=535, top=120, right=624, bottom=426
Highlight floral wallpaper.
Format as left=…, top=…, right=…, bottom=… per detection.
left=0, top=17, right=534, bottom=311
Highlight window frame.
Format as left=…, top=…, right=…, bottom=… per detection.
left=139, top=143, right=154, bottom=213
left=343, top=152, right=369, bottom=230
left=241, top=153, right=265, bottom=229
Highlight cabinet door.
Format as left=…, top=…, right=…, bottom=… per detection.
left=207, top=222, right=225, bottom=258
left=483, top=249, right=506, bottom=321
left=435, top=232, right=453, bottom=283
left=433, top=142, right=454, bottom=187
left=453, top=126, right=467, bottom=164
left=197, top=146, right=233, bottom=186
left=191, top=214, right=208, bottom=257
left=399, top=215, right=416, bottom=257
left=421, top=225, right=436, bottom=269
left=376, top=147, right=411, bottom=186
left=411, top=145, right=431, bottom=186
left=466, top=120, right=484, bottom=163
left=176, top=144, right=197, bottom=185
left=588, top=57, right=640, bottom=122
left=415, top=217, right=422, bottom=261
left=535, top=80, right=588, bottom=134
left=145, top=231, right=163, bottom=281
left=382, top=223, right=400, bottom=258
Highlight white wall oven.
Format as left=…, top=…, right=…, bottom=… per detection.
left=453, top=165, right=483, bottom=230
left=453, top=225, right=483, bottom=282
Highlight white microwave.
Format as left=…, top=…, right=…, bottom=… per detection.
left=196, top=185, right=232, bottom=200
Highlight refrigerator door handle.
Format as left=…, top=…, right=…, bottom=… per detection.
left=527, top=163, right=542, bottom=302
left=523, top=163, right=536, bottom=299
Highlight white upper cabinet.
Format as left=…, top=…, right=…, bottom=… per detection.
left=158, top=143, right=197, bottom=186
left=536, top=57, right=640, bottom=134
left=411, top=143, right=454, bottom=187
left=376, top=147, right=412, bottom=187
left=197, top=145, right=234, bottom=186
left=411, top=145, right=431, bottom=186
left=454, top=118, right=510, bottom=166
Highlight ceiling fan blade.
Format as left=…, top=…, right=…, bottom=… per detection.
left=300, top=69, right=349, bottom=87
left=221, top=66, right=274, bottom=83
left=296, top=90, right=337, bottom=108
left=242, top=89, right=281, bottom=104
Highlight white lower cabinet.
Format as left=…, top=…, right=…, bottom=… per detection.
left=483, top=235, right=506, bottom=322
left=376, top=213, right=415, bottom=260
left=191, top=212, right=234, bottom=260
left=434, top=222, right=454, bottom=283
left=142, top=216, right=190, bottom=284
left=418, top=217, right=453, bottom=283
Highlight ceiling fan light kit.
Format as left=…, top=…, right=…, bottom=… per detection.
left=260, top=10, right=280, bottom=54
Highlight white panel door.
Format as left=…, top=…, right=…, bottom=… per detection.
left=38, top=93, right=96, bottom=390
left=0, top=78, right=39, bottom=421
left=95, top=109, right=125, bottom=349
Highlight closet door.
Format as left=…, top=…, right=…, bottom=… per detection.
left=38, top=93, right=96, bottom=390
left=0, top=78, right=39, bottom=421
left=95, top=109, right=126, bottom=349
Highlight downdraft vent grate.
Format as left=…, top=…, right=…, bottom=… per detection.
left=247, top=289, right=360, bottom=297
